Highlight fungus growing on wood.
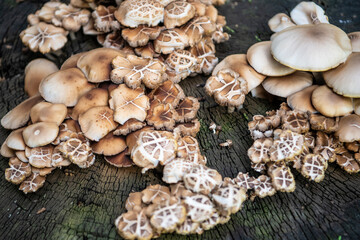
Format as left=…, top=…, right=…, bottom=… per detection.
left=122, top=25, right=164, bottom=48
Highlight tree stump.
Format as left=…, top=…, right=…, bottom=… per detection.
left=1, top=0, right=360, bottom=239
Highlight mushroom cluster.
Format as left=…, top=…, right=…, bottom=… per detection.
left=1, top=48, right=202, bottom=193
left=205, top=1, right=360, bottom=115
left=21, top=0, right=229, bottom=82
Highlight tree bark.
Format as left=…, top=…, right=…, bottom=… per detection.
left=0, top=0, right=360, bottom=239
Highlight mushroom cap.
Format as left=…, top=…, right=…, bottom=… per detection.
left=25, top=59, right=59, bottom=97
left=354, top=98, right=360, bottom=115
left=22, top=122, right=59, bottom=148
left=104, top=150, right=134, bottom=167
left=91, top=132, right=127, bottom=156
left=212, top=54, right=265, bottom=92
left=164, top=1, right=195, bottom=29
left=290, top=1, right=329, bottom=25
left=71, top=88, right=109, bottom=120
left=348, top=32, right=360, bottom=52
left=154, top=29, right=189, bottom=54
left=311, top=85, right=353, bottom=117
left=114, top=0, right=164, bottom=28
left=77, top=48, right=126, bottom=83
left=268, top=13, right=295, bottom=33
left=262, top=71, right=313, bottom=98
left=287, top=85, right=318, bottom=113
left=335, top=114, right=360, bottom=142
left=30, top=102, right=67, bottom=126
left=1, top=140, right=15, bottom=158
left=122, top=25, right=164, bottom=48
left=271, top=24, right=352, bottom=71
left=113, top=119, right=146, bottom=136
left=247, top=41, right=296, bottom=77
left=1, top=95, right=43, bottom=130
left=323, top=53, right=360, bottom=97
left=60, top=52, right=87, bottom=70
left=78, top=106, right=118, bottom=141
left=39, top=68, right=95, bottom=107
left=6, top=128, right=26, bottom=151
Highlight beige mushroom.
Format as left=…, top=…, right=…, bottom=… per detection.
left=164, top=1, right=195, bottom=29
left=1, top=140, right=15, bottom=158
left=60, top=52, right=87, bottom=70
left=268, top=13, right=295, bottom=32
left=22, top=122, right=59, bottom=148
left=181, top=16, right=216, bottom=47
left=91, top=132, right=127, bottom=156
left=6, top=128, right=26, bottom=151
left=39, top=68, right=95, bottom=107
left=287, top=85, right=318, bottom=113
left=290, top=1, right=329, bottom=25
left=92, top=5, right=120, bottom=33
left=54, top=3, right=91, bottom=32
left=122, top=25, right=164, bottom=48
left=348, top=32, right=360, bottom=52
left=113, top=119, right=146, bottom=136
left=165, top=49, right=199, bottom=83
left=24, top=59, right=59, bottom=97
left=30, top=102, right=67, bottom=126
left=335, top=114, right=360, bottom=142
left=154, top=29, right=189, bottom=54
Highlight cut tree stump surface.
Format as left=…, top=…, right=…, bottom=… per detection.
left=1, top=0, right=360, bottom=239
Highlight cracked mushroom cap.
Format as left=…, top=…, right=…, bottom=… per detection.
left=348, top=32, right=360, bottom=52
left=148, top=80, right=185, bottom=107
left=135, top=42, right=160, bottom=59
left=27, top=145, right=53, bottom=168
left=1, top=95, right=43, bottom=130
left=109, top=84, right=150, bottom=125
left=154, top=29, right=189, bottom=54
left=115, top=210, right=153, bottom=240
left=39, top=68, right=95, bottom=107
left=122, top=25, right=164, bottom=48
left=271, top=24, right=352, bottom=71
left=311, top=85, right=353, bottom=117
left=233, top=172, right=257, bottom=190
left=176, top=217, right=201, bottom=235
left=254, top=175, right=276, bottom=198
left=181, top=16, right=216, bottom=47
left=184, top=194, right=215, bottom=222
left=190, top=38, right=218, bottom=75
left=91, top=133, right=126, bottom=156
left=173, top=119, right=201, bottom=138
left=150, top=201, right=186, bottom=232
left=71, top=88, right=109, bottom=120
left=114, top=0, right=164, bottom=28
left=104, top=150, right=134, bottom=168
left=131, top=130, right=177, bottom=172
left=183, top=164, right=222, bottom=195
left=247, top=41, right=295, bottom=77
left=77, top=48, right=126, bottom=83
left=5, top=157, right=32, bottom=185
left=301, top=154, right=327, bottom=182
left=212, top=182, right=247, bottom=215
left=92, top=5, right=120, bottom=33
left=212, top=54, right=265, bottom=92
left=248, top=113, right=281, bottom=140
left=290, top=1, right=329, bottom=25
left=248, top=138, right=273, bottom=164
left=335, top=114, right=360, bottom=142
left=177, top=136, right=203, bottom=164
left=164, top=1, right=196, bottom=29
left=113, top=119, right=146, bottom=136
left=269, top=165, right=296, bottom=192
left=59, top=138, right=93, bottom=167
left=141, top=184, right=171, bottom=204
left=51, top=145, right=71, bottom=168
left=78, top=106, right=117, bottom=141
left=22, top=122, right=59, bottom=148
left=30, top=102, right=67, bottom=126
left=24, top=59, right=59, bottom=97
left=205, top=69, right=248, bottom=108
left=54, top=4, right=91, bottom=32
left=60, top=52, right=87, bottom=70
left=336, top=149, right=360, bottom=174
left=262, top=71, right=313, bottom=98
left=175, top=97, right=200, bottom=123
left=111, top=55, right=166, bottom=89
left=125, top=126, right=154, bottom=153
left=309, top=113, right=339, bottom=133
left=162, top=158, right=196, bottom=183
left=268, top=13, right=295, bottom=33
left=282, top=110, right=310, bottom=134
left=19, top=173, right=46, bottom=194
left=287, top=85, right=318, bottom=113
left=146, top=100, right=178, bottom=130
left=269, top=130, right=304, bottom=162
left=323, top=53, right=360, bottom=97
left=20, top=22, right=68, bottom=54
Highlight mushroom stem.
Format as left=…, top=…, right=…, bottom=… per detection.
left=228, top=106, right=235, bottom=113
left=70, top=31, right=76, bottom=41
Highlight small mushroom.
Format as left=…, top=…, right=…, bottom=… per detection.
left=290, top=1, right=329, bottom=25
left=5, top=157, right=32, bottom=185
left=162, top=158, right=196, bottom=184
left=301, top=154, right=328, bottom=182
left=268, top=13, right=295, bottom=33
left=122, top=25, right=164, bottom=48
left=104, top=149, right=134, bottom=168
left=19, top=173, right=46, bottom=194
left=180, top=16, right=216, bottom=47
left=175, top=97, right=200, bottom=123
left=211, top=182, right=247, bottom=215
left=150, top=201, right=186, bottom=232
left=177, top=136, right=203, bottom=163
left=59, top=138, right=93, bottom=168
left=22, top=122, right=59, bottom=148
left=113, top=119, right=146, bottom=136
left=233, top=172, right=257, bottom=191
left=141, top=184, right=171, bottom=204
left=164, top=1, right=196, bottom=29
left=287, top=85, right=318, bottom=113
left=148, top=80, right=185, bottom=107
left=27, top=145, right=53, bottom=168
left=219, top=139, right=233, bottom=148
left=190, top=38, right=218, bottom=75
left=30, top=102, right=67, bottom=126
left=92, top=5, right=120, bottom=33
left=269, top=165, right=295, bottom=192
left=248, top=113, right=281, bottom=140
left=281, top=110, right=310, bottom=134
left=115, top=210, right=153, bottom=240
left=91, top=132, right=126, bottom=156
left=335, top=114, right=360, bottom=142
left=184, top=194, right=215, bottom=222
left=146, top=100, right=178, bottom=130
left=254, top=175, right=276, bottom=198
left=154, top=29, right=189, bottom=54
left=54, top=3, right=91, bottom=32
left=309, top=113, right=339, bottom=133
left=6, top=128, right=26, bottom=151
left=248, top=138, right=273, bottom=164
left=269, top=130, right=304, bottom=162
left=173, top=119, right=201, bottom=138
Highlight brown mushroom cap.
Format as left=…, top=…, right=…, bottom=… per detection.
left=122, top=25, right=164, bottom=48
left=22, top=122, right=59, bottom=148
left=60, top=52, right=87, bottom=70
left=1, top=95, right=43, bottom=130
left=104, top=150, right=134, bottom=168
left=91, top=132, right=127, bottom=156
left=348, top=32, right=360, bottom=53
left=77, top=48, right=126, bottom=83
left=247, top=41, right=295, bottom=77
left=311, top=85, right=353, bottom=117
left=113, top=119, right=146, bottom=136
left=271, top=24, right=352, bottom=71
left=268, top=13, right=295, bottom=33
left=30, top=102, right=67, bottom=126
left=335, top=114, right=360, bottom=142
left=71, top=88, right=109, bottom=120
left=6, top=128, right=26, bottom=151
left=1, top=140, right=15, bottom=158
left=287, top=85, right=318, bottom=113
left=323, top=53, right=360, bottom=97
left=262, top=71, right=313, bottom=98
left=212, top=54, right=265, bottom=92
left=354, top=98, right=360, bottom=116
left=164, top=1, right=195, bottom=29
left=25, top=59, right=59, bottom=97
left=39, top=68, right=95, bottom=107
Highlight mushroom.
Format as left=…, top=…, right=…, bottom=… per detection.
left=30, top=102, right=67, bottom=126
left=122, top=25, right=164, bottom=48
left=78, top=106, right=118, bottom=141
left=173, top=97, right=200, bottom=123
left=336, top=148, right=360, bottom=174
left=20, top=22, right=68, bottom=54
left=141, top=184, right=171, bottom=204
left=281, top=111, right=310, bottom=134
left=1, top=95, right=43, bottom=130
left=39, top=68, right=95, bottom=107
left=24, top=59, right=59, bottom=97
left=173, top=119, right=201, bottom=137
left=162, top=158, right=196, bottom=183
left=323, top=53, right=360, bottom=97
left=114, top=0, right=164, bottom=28
left=247, top=41, right=295, bottom=77
left=268, top=13, right=295, bottom=32
left=59, top=138, right=93, bottom=167
left=205, top=69, right=248, bottom=113
left=268, top=165, right=295, bottom=192
left=91, top=133, right=127, bottom=156
left=19, top=173, right=46, bottom=194
left=164, top=1, right=196, bottom=28
left=37, top=1, right=62, bottom=23
left=311, top=85, right=353, bottom=117
left=254, top=175, right=276, bottom=198
left=180, top=16, right=216, bottom=47
left=269, top=130, right=304, bottom=162
left=177, top=135, right=203, bottom=163
left=348, top=32, right=360, bottom=52
left=77, top=48, right=126, bottom=83
left=190, top=38, right=218, bottom=75
left=150, top=201, right=186, bottom=232
left=262, top=71, right=313, bottom=98
left=51, top=145, right=72, bottom=168
left=111, top=55, right=166, bottom=89
left=104, top=150, right=134, bottom=167
left=233, top=172, right=257, bottom=190
left=92, top=5, right=120, bottom=32
left=314, top=131, right=336, bottom=163
left=109, top=84, right=150, bottom=125
left=6, top=128, right=26, bottom=151
left=125, top=192, right=144, bottom=211
left=154, top=29, right=189, bottom=54
left=146, top=100, right=178, bottom=130
left=248, top=113, right=281, bottom=140
left=27, top=12, right=41, bottom=26
left=301, top=154, right=328, bottom=182
left=60, top=52, right=87, bottom=70
left=287, top=85, right=318, bottom=113
left=148, top=80, right=185, bottom=107
left=113, top=119, right=146, bottom=136
left=54, top=3, right=91, bottom=32
left=271, top=24, right=352, bottom=71
left=70, top=0, right=91, bottom=8
left=5, top=157, right=32, bottom=185
left=97, top=31, right=126, bottom=49
left=115, top=210, right=153, bottom=240
left=309, top=113, right=339, bottom=133
left=27, top=145, right=54, bottom=168
left=184, top=194, right=215, bottom=222
left=176, top=217, right=202, bottom=235
left=22, top=122, right=59, bottom=148
left=134, top=42, right=160, bottom=59
left=335, top=114, right=360, bottom=142
left=1, top=140, right=15, bottom=158
left=248, top=138, right=273, bottom=164
left=290, top=1, right=329, bottom=25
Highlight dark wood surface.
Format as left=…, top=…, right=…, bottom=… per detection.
left=1, top=0, right=360, bottom=239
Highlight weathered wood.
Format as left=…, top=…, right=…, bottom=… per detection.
left=0, top=0, right=360, bottom=239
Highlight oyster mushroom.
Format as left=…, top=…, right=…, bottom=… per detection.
left=22, top=122, right=59, bottom=148
left=268, top=13, right=295, bottom=32
left=30, top=102, right=67, bottom=126
left=290, top=1, right=329, bottom=25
